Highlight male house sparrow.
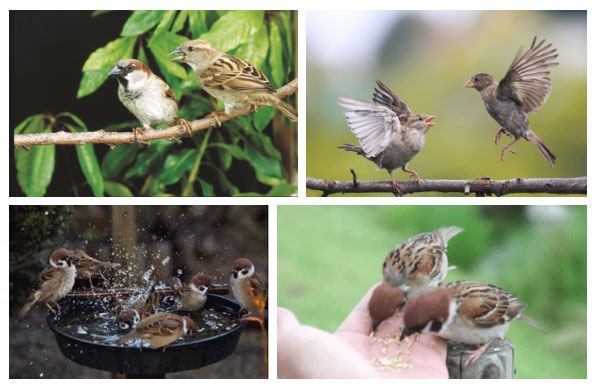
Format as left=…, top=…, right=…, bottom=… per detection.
left=69, top=249, right=120, bottom=289
left=401, top=281, right=541, bottom=367
left=108, top=59, right=192, bottom=141
left=170, top=40, right=297, bottom=123
left=171, top=273, right=211, bottom=312
left=338, top=80, right=436, bottom=194
left=230, top=258, right=267, bottom=317
left=115, top=312, right=197, bottom=350
left=18, top=249, right=77, bottom=320
left=464, top=36, right=558, bottom=166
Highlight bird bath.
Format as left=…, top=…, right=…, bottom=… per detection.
left=47, top=293, right=245, bottom=377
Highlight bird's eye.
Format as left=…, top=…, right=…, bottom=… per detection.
left=188, top=46, right=194, bottom=52
left=199, top=286, right=206, bottom=292
left=418, top=117, right=423, bottom=121
left=126, top=64, right=134, bottom=71
left=241, top=269, right=249, bottom=275
left=473, top=77, right=479, bottom=82
left=119, top=323, right=129, bottom=329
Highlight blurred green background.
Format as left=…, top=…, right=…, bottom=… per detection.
left=306, top=11, right=586, bottom=196
left=278, top=205, right=586, bottom=378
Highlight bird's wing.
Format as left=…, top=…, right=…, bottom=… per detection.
left=497, top=36, right=559, bottom=113
left=164, top=82, right=178, bottom=104
left=38, top=266, right=65, bottom=291
left=200, top=54, right=276, bottom=93
left=337, top=97, right=401, bottom=158
left=248, top=272, right=268, bottom=300
left=372, top=80, right=411, bottom=124
left=389, top=232, right=445, bottom=285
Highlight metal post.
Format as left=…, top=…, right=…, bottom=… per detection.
left=447, top=339, right=514, bottom=379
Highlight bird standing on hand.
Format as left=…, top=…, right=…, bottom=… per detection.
left=464, top=36, right=558, bottom=166
left=169, top=40, right=297, bottom=124
left=338, top=80, right=436, bottom=195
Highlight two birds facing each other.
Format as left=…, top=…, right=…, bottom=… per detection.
left=109, top=39, right=297, bottom=143
left=338, top=36, right=559, bottom=194
left=367, top=226, right=541, bottom=368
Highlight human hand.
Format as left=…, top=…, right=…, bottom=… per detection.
left=277, top=283, right=448, bottom=378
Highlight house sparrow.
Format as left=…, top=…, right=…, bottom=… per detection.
left=169, top=40, right=297, bottom=124
left=367, top=282, right=405, bottom=329
left=69, top=249, right=120, bottom=289
left=464, top=36, right=558, bottom=166
left=230, top=258, right=267, bottom=316
left=338, top=80, right=436, bottom=194
left=115, top=312, right=197, bottom=350
left=108, top=59, right=192, bottom=142
left=171, top=273, right=211, bottom=311
left=18, top=249, right=77, bottom=320
left=401, top=281, right=541, bottom=367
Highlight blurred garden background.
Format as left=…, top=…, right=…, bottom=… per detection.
left=278, top=205, right=586, bottom=378
left=306, top=10, right=586, bottom=196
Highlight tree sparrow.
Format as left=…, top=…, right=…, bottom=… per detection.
left=108, top=59, right=192, bottom=141
left=401, top=281, right=541, bottom=367
left=338, top=80, right=436, bottom=194
left=115, top=312, right=197, bottom=350
left=171, top=273, right=211, bottom=312
left=18, top=249, right=77, bottom=320
left=464, top=36, right=558, bottom=166
left=116, top=308, right=140, bottom=330
left=229, top=258, right=267, bottom=317
left=69, top=249, right=120, bottom=289
left=115, top=286, right=160, bottom=329
left=170, top=40, right=297, bottom=123
left=367, top=282, right=405, bottom=329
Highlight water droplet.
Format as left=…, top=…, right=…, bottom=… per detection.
left=161, top=256, right=170, bottom=265
left=39, top=373, right=44, bottom=377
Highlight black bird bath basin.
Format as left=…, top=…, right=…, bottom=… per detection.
left=48, top=294, right=245, bottom=376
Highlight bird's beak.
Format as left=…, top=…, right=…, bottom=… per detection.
left=464, top=80, right=474, bottom=88
left=424, top=116, right=436, bottom=127
left=108, top=65, right=122, bottom=77
left=169, top=48, right=185, bottom=62
left=400, top=327, right=415, bottom=341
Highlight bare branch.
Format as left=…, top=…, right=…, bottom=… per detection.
left=306, top=176, right=587, bottom=196
left=14, top=78, right=298, bottom=148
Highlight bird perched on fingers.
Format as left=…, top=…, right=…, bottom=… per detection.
left=230, top=258, right=267, bottom=318
left=367, top=282, right=405, bottom=330
left=18, top=249, right=77, bottom=320
left=401, top=281, right=542, bottom=368
left=115, top=312, right=197, bottom=350
left=169, top=40, right=297, bottom=124
left=464, top=36, right=558, bottom=166
left=69, top=249, right=120, bottom=289
left=171, top=273, right=211, bottom=312
left=108, top=59, right=192, bottom=142
left=338, top=80, right=436, bottom=195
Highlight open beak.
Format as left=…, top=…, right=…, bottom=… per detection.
left=169, top=48, right=185, bottom=62
left=464, top=80, right=474, bottom=88
left=108, top=65, right=122, bottom=77
left=424, top=116, right=436, bottom=127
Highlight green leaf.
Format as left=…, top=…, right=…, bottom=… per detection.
left=204, top=162, right=239, bottom=195
left=199, top=179, right=215, bottom=196
left=13, top=115, right=43, bottom=135
left=121, top=10, right=165, bottom=36
left=92, top=10, right=111, bottom=17
left=253, top=106, right=276, bottom=132
left=187, top=10, right=207, bottom=38
left=209, top=142, right=246, bottom=160
left=153, top=10, right=176, bottom=37
left=137, top=44, right=148, bottom=64
left=65, top=123, right=104, bottom=197
left=123, top=140, right=171, bottom=179
left=198, top=10, right=265, bottom=52
left=245, top=137, right=284, bottom=180
left=171, top=10, right=188, bottom=33
left=233, top=22, right=269, bottom=70
left=157, top=149, right=198, bottom=186
left=104, top=181, right=134, bottom=196
left=82, top=37, right=136, bottom=72
left=279, top=11, right=294, bottom=78
left=60, top=112, right=88, bottom=130
left=77, top=66, right=112, bottom=98
left=101, top=144, right=139, bottom=180
left=266, top=183, right=296, bottom=196
left=268, top=20, right=284, bottom=87
left=16, top=127, right=55, bottom=197
left=212, top=132, right=233, bottom=170
left=148, top=32, right=189, bottom=80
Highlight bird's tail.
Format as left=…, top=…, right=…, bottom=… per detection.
left=436, top=226, right=464, bottom=242
left=272, top=98, right=297, bottom=121
left=18, top=292, right=40, bottom=321
left=527, top=130, right=556, bottom=167
left=115, top=331, right=139, bottom=345
left=337, top=144, right=365, bottom=155
left=520, top=314, right=544, bottom=330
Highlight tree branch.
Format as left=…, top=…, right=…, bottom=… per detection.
left=306, top=176, right=587, bottom=196
left=14, top=78, right=298, bottom=148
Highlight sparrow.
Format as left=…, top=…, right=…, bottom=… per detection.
left=367, top=282, right=405, bottom=329
left=18, top=248, right=77, bottom=320
left=116, top=308, right=140, bottom=330
left=115, top=312, right=197, bottom=350
left=171, top=273, right=211, bottom=312
left=115, top=287, right=160, bottom=329
left=229, top=258, right=267, bottom=317
left=169, top=40, right=297, bottom=124
left=338, top=80, right=436, bottom=194
left=400, top=281, right=542, bottom=367
left=108, top=59, right=192, bottom=142
left=464, top=36, right=558, bottom=166
left=69, top=249, right=120, bottom=289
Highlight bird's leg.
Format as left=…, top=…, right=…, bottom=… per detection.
left=177, top=118, right=193, bottom=136
left=500, top=137, right=520, bottom=161
left=388, top=172, right=402, bottom=196
left=402, top=167, right=421, bottom=185
left=99, top=272, right=109, bottom=289
left=250, top=104, right=258, bottom=113
left=45, top=303, right=57, bottom=315
left=133, top=127, right=150, bottom=146
left=205, top=111, right=225, bottom=127
left=88, top=274, right=95, bottom=289
left=463, top=339, right=497, bottom=368
left=494, top=128, right=510, bottom=144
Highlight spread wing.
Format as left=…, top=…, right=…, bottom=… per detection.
left=372, top=80, right=411, bottom=124
left=497, top=36, right=559, bottom=113
left=200, top=54, right=276, bottom=93
left=337, top=97, right=401, bottom=158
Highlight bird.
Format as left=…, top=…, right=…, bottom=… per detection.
left=338, top=80, right=436, bottom=194
left=18, top=249, right=77, bottom=320
left=115, top=312, right=197, bottom=350
left=171, top=273, right=211, bottom=311
left=464, top=36, right=558, bottom=166
left=400, top=281, right=542, bottom=367
left=116, top=308, right=140, bottom=330
left=169, top=39, right=297, bottom=124
left=108, top=59, right=192, bottom=142
left=229, top=258, right=267, bottom=317
left=367, top=282, right=405, bottom=329
left=115, top=287, right=160, bottom=330
left=69, top=249, right=120, bottom=289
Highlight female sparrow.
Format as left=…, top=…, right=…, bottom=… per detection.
left=464, top=36, right=558, bottom=166
left=338, top=80, right=436, bottom=194
left=18, top=249, right=77, bottom=320
left=169, top=40, right=297, bottom=123
left=401, top=281, right=541, bottom=367
left=108, top=59, right=192, bottom=141
left=171, top=273, right=211, bottom=312
left=229, top=258, right=267, bottom=317
left=115, top=312, right=197, bottom=350
left=69, top=249, right=120, bottom=289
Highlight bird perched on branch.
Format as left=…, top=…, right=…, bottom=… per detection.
left=69, top=249, right=120, bottom=289
left=108, top=59, right=192, bottom=142
left=338, top=80, right=436, bottom=195
left=169, top=40, right=297, bottom=124
left=230, top=258, right=267, bottom=318
left=464, top=36, right=558, bottom=166
left=171, top=273, right=211, bottom=312
left=115, top=312, right=197, bottom=350
left=18, top=249, right=77, bottom=320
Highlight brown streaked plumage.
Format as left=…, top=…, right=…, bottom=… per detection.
left=69, top=249, right=120, bottom=289
left=230, top=258, right=267, bottom=316
left=115, top=312, right=197, bottom=350
left=171, top=273, right=211, bottom=312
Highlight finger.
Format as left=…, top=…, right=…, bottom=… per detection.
left=335, top=283, right=379, bottom=335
